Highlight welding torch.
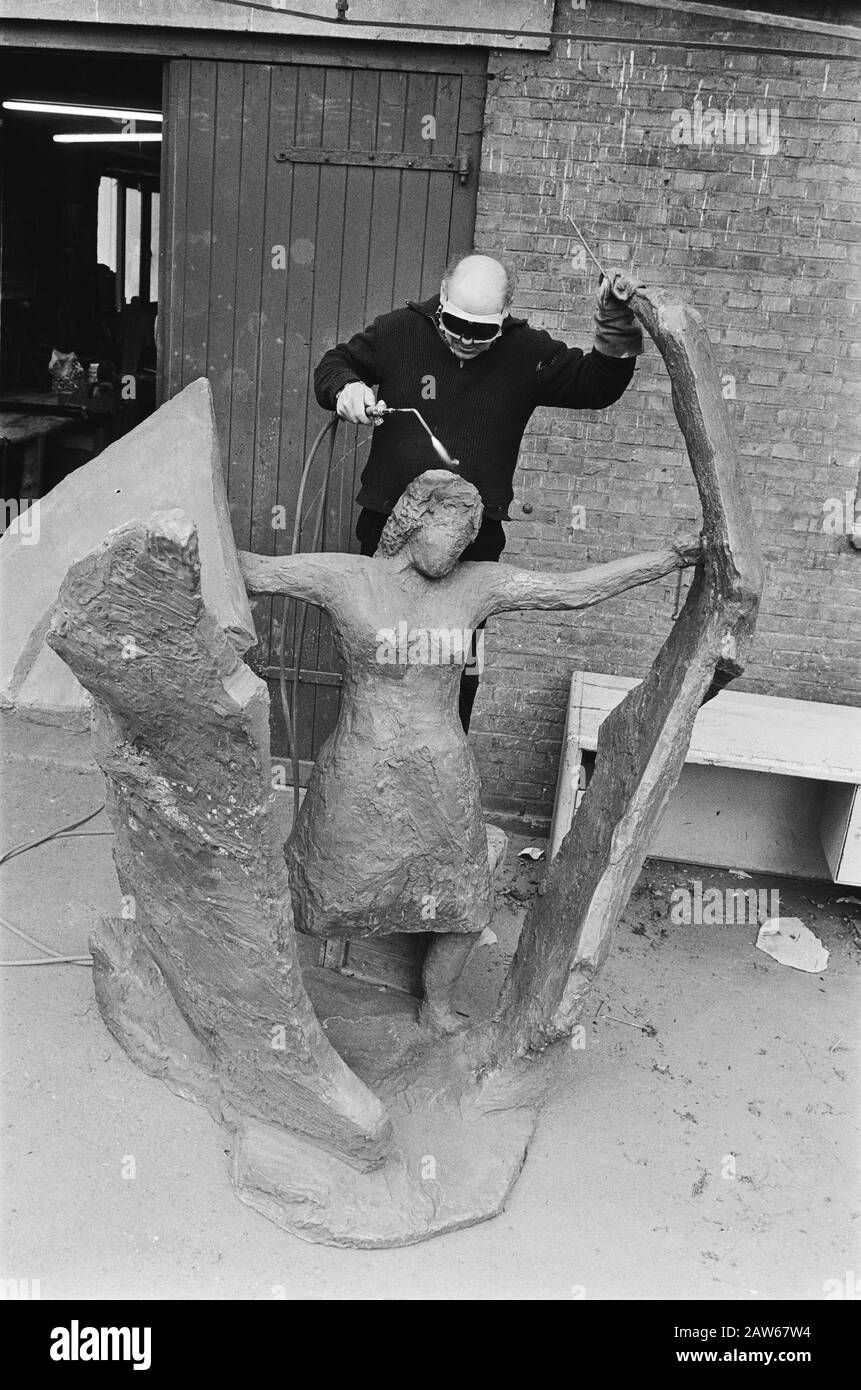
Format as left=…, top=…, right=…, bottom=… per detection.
left=368, top=404, right=460, bottom=469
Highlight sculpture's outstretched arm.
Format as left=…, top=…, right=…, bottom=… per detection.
left=476, top=541, right=700, bottom=619
left=239, top=550, right=365, bottom=613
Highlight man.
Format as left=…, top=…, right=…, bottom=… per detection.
left=313, top=252, right=643, bottom=730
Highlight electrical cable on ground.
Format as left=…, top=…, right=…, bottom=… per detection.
left=0, top=806, right=105, bottom=967
left=0, top=915, right=93, bottom=967
left=0, top=803, right=106, bottom=867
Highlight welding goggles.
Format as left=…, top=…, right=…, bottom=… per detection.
left=438, top=300, right=506, bottom=343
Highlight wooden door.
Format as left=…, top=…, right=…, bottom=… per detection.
left=159, top=48, right=486, bottom=761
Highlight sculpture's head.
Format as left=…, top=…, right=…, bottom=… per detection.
left=378, top=470, right=484, bottom=578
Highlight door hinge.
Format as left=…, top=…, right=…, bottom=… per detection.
left=274, top=147, right=472, bottom=181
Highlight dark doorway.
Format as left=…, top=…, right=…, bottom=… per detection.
left=0, top=49, right=163, bottom=513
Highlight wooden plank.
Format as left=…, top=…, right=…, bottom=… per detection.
left=819, top=783, right=854, bottom=881
left=836, top=789, right=861, bottom=885
left=180, top=59, right=217, bottom=388
left=341, top=68, right=379, bottom=530
left=284, top=64, right=326, bottom=760
left=341, top=935, right=425, bottom=997
left=547, top=672, right=584, bottom=862
left=651, top=764, right=832, bottom=881
left=0, top=414, right=72, bottom=445
left=605, top=0, right=861, bottom=42
left=660, top=697, right=861, bottom=781
left=226, top=63, right=272, bottom=553
left=368, top=70, right=407, bottom=317
left=391, top=70, right=435, bottom=309
left=419, top=72, right=460, bottom=295
left=292, top=63, right=330, bottom=760
left=269, top=60, right=301, bottom=567
left=3, top=23, right=492, bottom=71
left=446, top=71, right=486, bottom=261
left=551, top=673, right=861, bottom=881
left=201, top=60, right=244, bottom=478
left=564, top=675, right=861, bottom=781
left=283, top=65, right=323, bottom=471
left=308, top=65, right=353, bottom=748
left=254, top=62, right=298, bottom=666
left=266, top=60, right=306, bottom=726
left=159, top=59, right=191, bottom=401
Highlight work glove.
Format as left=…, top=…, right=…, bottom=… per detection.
left=593, top=267, right=644, bottom=358
left=334, top=381, right=387, bottom=425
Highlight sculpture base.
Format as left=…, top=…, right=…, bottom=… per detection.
left=91, top=914, right=546, bottom=1248
left=232, top=1047, right=538, bottom=1248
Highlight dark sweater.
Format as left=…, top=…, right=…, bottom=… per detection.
left=313, top=295, right=636, bottom=520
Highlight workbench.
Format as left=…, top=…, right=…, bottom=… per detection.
left=0, top=411, right=74, bottom=498
left=550, top=671, right=861, bottom=885
left=0, top=390, right=121, bottom=502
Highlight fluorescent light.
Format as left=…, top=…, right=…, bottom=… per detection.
left=4, top=100, right=162, bottom=121
left=53, top=132, right=163, bottom=144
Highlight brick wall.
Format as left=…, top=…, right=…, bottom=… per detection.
left=471, top=0, right=861, bottom=826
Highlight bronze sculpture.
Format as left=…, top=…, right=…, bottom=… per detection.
left=42, top=283, right=763, bottom=1245
left=241, top=470, right=699, bottom=1031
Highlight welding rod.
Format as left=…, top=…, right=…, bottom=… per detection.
left=566, top=214, right=609, bottom=281
left=566, top=217, right=645, bottom=306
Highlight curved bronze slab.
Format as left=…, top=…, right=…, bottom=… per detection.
left=488, top=288, right=764, bottom=1063
left=47, top=510, right=390, bottom=1167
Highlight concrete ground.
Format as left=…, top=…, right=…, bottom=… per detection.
left=1, top=713, right=858, bottom=1300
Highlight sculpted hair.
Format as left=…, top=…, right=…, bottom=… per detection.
left=378, top=470, right=484, bottom=557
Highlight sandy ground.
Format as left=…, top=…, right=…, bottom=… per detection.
left=1, top=714, right=859, bottom=1301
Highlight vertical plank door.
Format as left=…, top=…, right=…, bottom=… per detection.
left=159, top=45, right=486, bottom=763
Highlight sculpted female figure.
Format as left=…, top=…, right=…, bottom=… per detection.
left=240, top=471, right=699, bottom=1030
